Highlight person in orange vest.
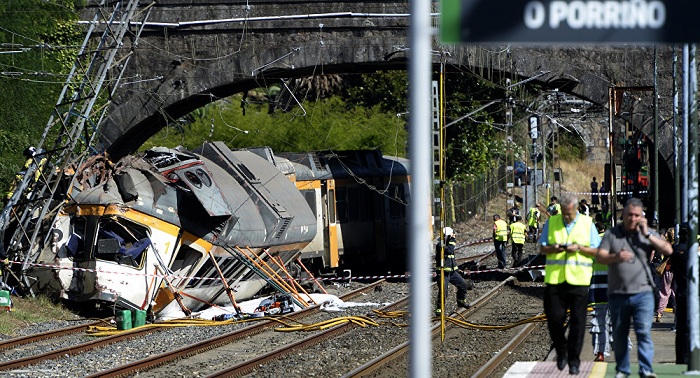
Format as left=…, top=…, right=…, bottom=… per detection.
left=493, top=214, right=508, bottom=269
left=509, top=215, right=527, bottom=267
left=539, top=193, right=601, bottom=375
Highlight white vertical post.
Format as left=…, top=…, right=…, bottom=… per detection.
left=687, top=43, right=700, bottom=373
left=408, top=0, right=433, bottom=376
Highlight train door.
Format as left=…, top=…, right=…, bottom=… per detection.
left=384, top=182, right=408, bottom=267
left=322, top=180, right=340, bottom=267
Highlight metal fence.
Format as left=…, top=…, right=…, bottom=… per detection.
left=443, top=164, right=509, bottom=224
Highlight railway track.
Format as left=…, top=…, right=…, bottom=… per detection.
left=0, top=318, right=111, bottom=354
left=335, top=278, right=548, bottom=378
left=87, top=280, right=389, bottom=377
left=204, top=295, right=410, bottom=377
left=341, top=276, right=518, bottom=377
left=0, top=281, right=385, bottom=376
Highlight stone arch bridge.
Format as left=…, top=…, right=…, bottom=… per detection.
left=83, top=1, right=677, bottom=187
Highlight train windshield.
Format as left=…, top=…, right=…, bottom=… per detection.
left=94, top=217, right=150, bottom=268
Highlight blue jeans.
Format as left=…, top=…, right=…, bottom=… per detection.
left=494, top=240, right=507, bottom=268
left=609, top=291, right=655, bottom=375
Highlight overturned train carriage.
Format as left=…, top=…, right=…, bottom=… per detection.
left=29, top=142, right=316, bottom=314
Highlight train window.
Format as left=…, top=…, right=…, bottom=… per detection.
left=66, top=217, right=87, bottom=261
left=94, top=217, right=149, bottom=268
left=389, top=185, right=406, bottom=219
left=185, top=170, right=203, bottom=188
left=195, top=168, right=212, bottom=187
left=220, top=257, right=242, bottom=278
left=302, top=190, right=317, bottom=216
left=187, top=258, right=214, bottom=288
left=330, top=188, right=340, bottom=223
left=357, top=189, right=369, bottom=221
left=348, top=188, right=359, bottom=221
left=199, top=256, right=225, bottom=287
left=170, top=244, right=203, bottom=287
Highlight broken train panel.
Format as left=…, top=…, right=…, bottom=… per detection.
left=26, top=143, right=316, bottom=314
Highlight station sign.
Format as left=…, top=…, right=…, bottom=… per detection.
left=441, top=0, right=700, bottom=44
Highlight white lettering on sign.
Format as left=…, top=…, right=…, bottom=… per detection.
left=523, top=0, right=666, bottom=30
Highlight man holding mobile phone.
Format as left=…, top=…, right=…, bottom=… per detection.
left=595, top=197, right=672, bottom=378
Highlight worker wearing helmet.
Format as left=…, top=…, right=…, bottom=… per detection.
left=434, top=227, right=471, bottom=316
left=493, top=214, right=508, bottom=268
left=3, top=146, right=46, bottom=204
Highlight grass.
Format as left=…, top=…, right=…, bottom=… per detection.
left=558, top=159, right=604, bottom=195
left=0, top=295, right=79, bottom=336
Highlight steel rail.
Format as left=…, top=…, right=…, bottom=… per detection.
left=86, top=279, right=386, bottom=378
left=470, top=320, right=539, bottom=378
left=205, top=291, right=410, bottom=377
left=0, top=326, right=157, bottom=371
left=341, top=276, right=516, bottom=378
left=0, top=318, right=111, bottom=352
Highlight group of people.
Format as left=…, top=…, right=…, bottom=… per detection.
left=539, top=194, right=674, bottom=378
left=435, top=188, right=690, bottom=378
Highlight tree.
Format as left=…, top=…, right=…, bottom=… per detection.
left=0, top=0, right=79, bottom=188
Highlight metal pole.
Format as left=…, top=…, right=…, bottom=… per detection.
left=673, top=47, right=680, bottom=232
left=653, top=47, right=659, bottom=225
left=407, top=0, right=432, bottom=375
left=609, top=87, right=617, bottom=226
left=438, top=62, right=446, bottom=339
left=683, top=46, right=689, bottom=221
left=687, top=43, right=700, bottom=373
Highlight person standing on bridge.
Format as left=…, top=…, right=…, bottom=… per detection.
left=434, top=227, right=471, bottom=316
left=595, top=197, right=672, bottom=378
left=539, top=193, right=600, bottom=375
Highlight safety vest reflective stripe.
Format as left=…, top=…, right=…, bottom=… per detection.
left=495, top=219, right=508, bottom=241
left=545, top=214, right=594, bottom=286
left=510, top=223, right=527, bottom=244
left=547, top=259, right=593, bottom=267
left=528, top=208, right=539, bottom=227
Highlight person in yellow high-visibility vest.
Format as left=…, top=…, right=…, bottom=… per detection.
left=509, top=215, right=527, bottom=267
left=539, top=194, right=601, bottom=375
left=527, top=203, right=542, bottom=241
left=493, top=214, right=508, bottom=268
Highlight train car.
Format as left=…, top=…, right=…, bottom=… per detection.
left=274, top=150, right=411, bottom=276
left=614, top=131, right=650, bottom=204
left=24, top=142, right=316, bottom=315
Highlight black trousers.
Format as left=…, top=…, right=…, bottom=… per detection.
left=494, top=240, right=507, bottom=268
left=511, top=243, right=523, bottom=266
left=544, top=283, right=589, bottom=369
left=436, top=270, right=469, bottom=306
left=675, top=293, right=688, bottom=364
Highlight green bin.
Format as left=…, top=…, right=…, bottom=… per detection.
left=132, top=309, right=147, bottom=327
left=0, top=290, right=10, bottom=308
left=116, top=310, right=132, bottom=330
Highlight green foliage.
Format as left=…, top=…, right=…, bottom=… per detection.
left=442, top=72, right=507, bottom=181
left=0, top=0, right=79, bottom=188
left=557, top=129, right=587, bottom=160
left=144, top=95, right=408, bottom=157
left=345, top=71, right=408, bottom=114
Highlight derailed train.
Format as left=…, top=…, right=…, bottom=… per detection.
left=18, top=142, right=410, bottom=315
